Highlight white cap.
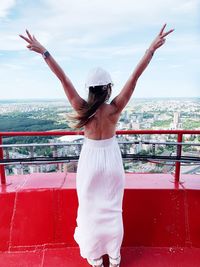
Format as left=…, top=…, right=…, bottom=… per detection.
left=85, top=67, right=113, bottom=87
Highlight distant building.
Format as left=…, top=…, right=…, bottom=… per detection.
left=29, top=164, right=56, bottom=173
left=134, top=142, right=142, bottom=154
left=123, top=110, right=129, bottom=123
left=131, top=115, right=137, bottom=122
left=13, top=166, right=23, bottom=175
left=170, top=112, right=182, bottom=129
left=57, top=135, right=84, bottom=143
left=131, top=122, right=140, bottom=130
left=154, top=114, right=158, bottom=120
left=174, top=112, right=180, bottom=125
left=136, top=115, right=143, bottom=123
left=29, top=165, right=40, bottom=173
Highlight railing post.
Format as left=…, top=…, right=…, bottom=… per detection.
left=174, top=133, right=183, bottom=183
left=0, top=135, right=6, bottom=185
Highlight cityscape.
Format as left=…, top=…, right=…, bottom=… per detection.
left=0, top=97, right=199, bottom=176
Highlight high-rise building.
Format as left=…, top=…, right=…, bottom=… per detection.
left=171, top=111, right=182, bottom=129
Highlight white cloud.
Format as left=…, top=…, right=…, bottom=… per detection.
left=0, top=0, right=16, bottom=18
left=167, top=63, right=183, bottom=69
left=172, top=0, right=199, bottom=14
left=0, top=0, right=198, bottom=52
left=0, top=63, right=23, bottom=70
left=43, top=0, right=199, bottom=31
left=163, top=33, right=200, bottom=55
left=0, top=34, right=23, bottom=51
left=0, top=0, right=199, bottom=98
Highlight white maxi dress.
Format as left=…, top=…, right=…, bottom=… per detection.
left=74, top=135, right=125, bottom=260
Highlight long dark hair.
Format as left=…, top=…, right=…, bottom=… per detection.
left=72, top=83, right=112, bottom=128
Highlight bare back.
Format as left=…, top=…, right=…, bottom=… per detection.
left=84, top=103, right=120, bottom=140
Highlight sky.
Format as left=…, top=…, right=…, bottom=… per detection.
left=0, top=0, right=199, bottom=100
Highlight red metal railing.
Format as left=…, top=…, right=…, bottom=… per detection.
left=0, top=130, right=200, bottom=185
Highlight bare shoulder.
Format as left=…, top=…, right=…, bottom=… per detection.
left=103, top=103, right=121, bottom=122
left=107, top=102, right=120, bottom=114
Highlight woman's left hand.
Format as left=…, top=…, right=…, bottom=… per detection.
left=149, top=24, right=174, bottom=52
left=19, top=30, right=46, bottom=54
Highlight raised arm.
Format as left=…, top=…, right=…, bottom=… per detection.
left=111, top=24, right=174, bottom=113
left=19, top=30, right=85, bottom=111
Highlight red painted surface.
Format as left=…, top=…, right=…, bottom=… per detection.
left=1, top=173, right=200, bottom=253
left=0, top=136, right=6, bottom=184
left=0, top=193, right=15, bottom=251
left=175, top=133, right=183, bottom=183
left=1, top=172, right=200, bottom=266
left=1, top=247, right=200, bottom=267
left=186, top=190, right=200, bottom=247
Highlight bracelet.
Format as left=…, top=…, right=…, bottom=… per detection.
left=42, top=50, right=50, bottom=59
left=146, top=49, right=154, bottom=57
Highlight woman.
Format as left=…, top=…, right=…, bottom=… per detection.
left=20, top=24, right=174, bottom=267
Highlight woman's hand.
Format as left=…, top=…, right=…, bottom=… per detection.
left=111, top=23, right=174, bottom=113
left=19, top=30, right=46, bottom=54
left=19, top=29, right=84, bottom=111
left=149, top=23, right=174, bottom=52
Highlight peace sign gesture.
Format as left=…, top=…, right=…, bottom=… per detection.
left=150, top=24, right=174, bottom=51
left=19, top=30, right=46, bottom=54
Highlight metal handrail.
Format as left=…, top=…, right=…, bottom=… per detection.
left=0, top=155, right=199, bottom=165
left=0, top=130, right=200, bottom=185
left=0, top=140, right=200, bottom=148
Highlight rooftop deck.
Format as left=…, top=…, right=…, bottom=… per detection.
left=1, top=172, right=200, bottom=266
left=2, top=171, right=200, bottom=192
left=2, top=246, right=200, bottom=267
left=0, top=130, right=200, bottom=266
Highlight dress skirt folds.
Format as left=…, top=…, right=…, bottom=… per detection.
left=74, top=136, right=125, bottom=260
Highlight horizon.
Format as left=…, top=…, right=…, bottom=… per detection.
left=0, top=96, right=199, bottom=103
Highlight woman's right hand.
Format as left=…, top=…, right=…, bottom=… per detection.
left=19, top=30, right=46, bottom=54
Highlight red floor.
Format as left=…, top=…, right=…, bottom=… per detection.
left=1, top=246, right=200, bottom=267
left=1, top=173, right=200, bottom=266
